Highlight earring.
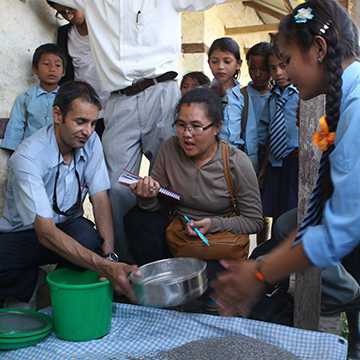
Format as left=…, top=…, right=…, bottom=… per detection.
left=317, top=58, right=323, bottom=63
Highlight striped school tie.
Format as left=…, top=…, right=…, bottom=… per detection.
left=294, top=146, right=333, bottom=244
left=270, top=96, right=288, bottom=160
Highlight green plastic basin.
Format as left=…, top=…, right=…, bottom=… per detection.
left=47, top=268, right=113, bottom=341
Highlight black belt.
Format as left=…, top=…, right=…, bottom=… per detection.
left=112, top=71, right=178, bottom=97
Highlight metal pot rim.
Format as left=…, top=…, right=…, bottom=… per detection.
left=129, top=257, right=207, bottom=285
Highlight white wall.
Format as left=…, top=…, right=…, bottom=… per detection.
left=0, top=0, right=57, bottom=118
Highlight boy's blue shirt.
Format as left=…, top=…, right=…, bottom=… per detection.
left=219, top=81, right=258, bottom=170
left=246, top=81, right=272, bottom=127
left=1, top=84, right=58, bottom=151
left=258, top=83, right=299, bottom=167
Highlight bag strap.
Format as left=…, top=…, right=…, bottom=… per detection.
left=221, top=141, right=240, bottom=215
left=240, top=86, right=249, bottom=150
left=257, top=94, right=273, bottom=188
left=22, top=92, right=31, bottom=137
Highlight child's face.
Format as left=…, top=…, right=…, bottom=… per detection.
left=33, top=53, right=64, bottom=89
left=268, top=54, right=291, bottom=90
left=247, top=55, right=271, bottom=91
left=208, top=49, right=241, bottom=90
left=279, top=41, right=326, bottom=101
left=181, top=77, right=200, bottom=96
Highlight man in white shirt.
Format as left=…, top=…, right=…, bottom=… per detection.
left=50, top=0, right=225, bottom=262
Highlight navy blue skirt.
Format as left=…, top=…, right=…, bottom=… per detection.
left=261, top=153, right=298, bottom=220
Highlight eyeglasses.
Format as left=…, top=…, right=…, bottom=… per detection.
left=52, top=153, right=82, bottom=217
left=174, top=121, right=214, bottom=135
left=55, top=8, right=75, bottom=20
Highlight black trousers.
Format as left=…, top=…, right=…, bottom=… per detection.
left=0, top=217, right=102, bottom=302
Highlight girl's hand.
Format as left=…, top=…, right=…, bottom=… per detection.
left=130, top=176, right=160, bottom=198
left=212, top=260, right=265, bottom=317
left=185, top=218, right=211, bottom=236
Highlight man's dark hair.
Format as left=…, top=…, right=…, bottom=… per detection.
left=175, top=87, right=223, bottom=127
left=53, top=81, right=102, bottom=118
left=32, top=43, right=67, bottom=69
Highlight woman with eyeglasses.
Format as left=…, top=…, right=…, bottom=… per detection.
left=125, top=88, right=263, bottom=310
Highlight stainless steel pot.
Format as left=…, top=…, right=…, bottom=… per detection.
left=129, top=258, right=208, bottom=308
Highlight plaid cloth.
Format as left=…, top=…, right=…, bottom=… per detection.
left=2, top=303, right=347, bottom=360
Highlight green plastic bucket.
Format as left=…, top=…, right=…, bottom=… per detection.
left=47, top=268, right=113, bottom=341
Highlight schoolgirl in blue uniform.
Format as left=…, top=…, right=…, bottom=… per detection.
left=258, top=44, right=300, bottom=221
left=208, top=37, right=258, bottom=169
left=214, top=1, right=360, bottom=356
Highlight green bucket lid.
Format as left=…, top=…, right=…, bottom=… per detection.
left=0, top=331, right=52, bottom=350
left=0, top=308, right=52, bottom=339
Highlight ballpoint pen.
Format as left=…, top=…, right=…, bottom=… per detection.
left=182, top=215, right=210, bottom=247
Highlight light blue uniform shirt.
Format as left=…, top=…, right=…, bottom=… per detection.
left=302, top=61, right=360, bottom=268
left=1, top=85, right=58, bottom=151
left=246, top=82, right=272, bottom=126
left=258, top=84, right=299, bottom=167
left=219, top=82, right=258, bottom=169
left=0, top=125, right=110, bottom=232
left=244, top=82, right=272, bottom=172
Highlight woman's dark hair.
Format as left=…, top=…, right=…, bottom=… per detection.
left=246, top=41, right=272, bottom=62
left=279, top=0, right=359, bottom=133
left=208, top=37, right=241, bottom=79
left=32, top=43, right=67, bottom=69
left=180, top=71, right=211, bottom=89
left=53, top=80, right=102, bottom=118
left=175, top=87, right=223, bottom=128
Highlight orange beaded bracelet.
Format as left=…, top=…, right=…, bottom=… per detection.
left=255, top=258, right=271, bottom=287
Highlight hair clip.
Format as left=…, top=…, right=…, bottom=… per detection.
left=293, top=7, right=315, bottom=24
left=319, top=22, right=331, bottom=35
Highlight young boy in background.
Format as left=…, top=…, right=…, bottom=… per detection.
left=244, top=42, right=273, bottom=129
left=1, top=43, right=65, bottom=152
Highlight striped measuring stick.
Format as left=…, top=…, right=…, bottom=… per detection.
left=118, top=170, right=181, bottom=201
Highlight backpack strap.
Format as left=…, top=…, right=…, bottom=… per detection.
left=22, top=92, right=31, bottom=137
left=221, top=141, right=239, bottom=215
left=239, top=86, right=249, bottom=151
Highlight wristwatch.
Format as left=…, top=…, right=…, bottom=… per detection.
left=105, top=252, right=119, bottom=262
